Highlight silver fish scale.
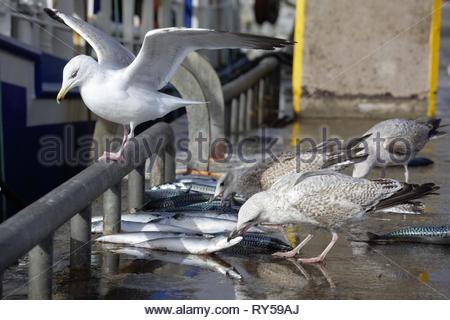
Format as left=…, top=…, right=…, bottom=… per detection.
left=386, top=226, right=450, bottom=238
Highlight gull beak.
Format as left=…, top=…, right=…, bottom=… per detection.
left=56, top=84, right=70, bottom=104
left=228, top=221, right=255, bottom=241
left=209, top=191, right=223, bottom=204
left=227, top=229, right=242, bottom=242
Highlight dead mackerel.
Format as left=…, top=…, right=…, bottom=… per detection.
left=91, top=212, right=164, bottom=224
left=134, top=235, right=243, bottom=254
left=364, top=225, right=450, bottom=245
left=158, top=214, right=263, bottom=234
left=91, top=220, right=192, bottom=234
left=95, top=232, right=184, bottom=244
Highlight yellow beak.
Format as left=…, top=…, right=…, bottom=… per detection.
left=56, top=85, right=70, bottom=104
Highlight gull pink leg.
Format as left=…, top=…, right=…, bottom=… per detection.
left=298, top=231, right=338, bottom=264
left=99, top=125, right=130, bottom=161
left=272, top=234, right=313, bottom=258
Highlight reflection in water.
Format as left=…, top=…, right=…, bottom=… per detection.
left=115, top=247, right=242, bottom=280
left=418, top=271, right=429, bottom=283
left=99, top=251, right=120, bottom=298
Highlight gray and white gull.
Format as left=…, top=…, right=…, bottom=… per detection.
left=213, top=136, right=369, bottom=203
left=352, top=118, right=445, bottom=182
left=45, top=8, right=291, bottom=160
left=229, top=171, right=438, bottom=263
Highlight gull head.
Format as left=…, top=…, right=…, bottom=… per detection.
left=211, top=171, right=236, bottom=205
left=57, top=55, right=96, bottom=103
left=228, top=192, right=268, bottom=241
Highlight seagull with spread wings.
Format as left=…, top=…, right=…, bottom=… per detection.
left=44, top=8, right=291, bottom=160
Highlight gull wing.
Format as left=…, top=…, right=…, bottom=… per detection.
left=44, top=8, right=134, bottom=67
left=124, top=28, right=292, bottom=90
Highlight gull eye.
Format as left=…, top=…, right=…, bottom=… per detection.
left=70, top=70, right=78, bottom=78
left=220, top=182, right=225, bottom=186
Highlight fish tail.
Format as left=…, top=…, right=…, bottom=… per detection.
left=322, top=143, right=369, bottom=170
left=366, top=232, right=381, bottom=241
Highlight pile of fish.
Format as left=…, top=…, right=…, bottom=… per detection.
left=92, top=176, right=292, bottom=255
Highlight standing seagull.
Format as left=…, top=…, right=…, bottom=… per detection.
left=213, top=136, right=369, bottom=203
left=228, top=171, right=438, bottom=263
left=45, top=8, right=291, bottom=160
left=352, top=118, right=445, bottom=182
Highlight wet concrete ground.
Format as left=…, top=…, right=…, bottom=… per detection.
left=3, top=7, right=450, bottom=300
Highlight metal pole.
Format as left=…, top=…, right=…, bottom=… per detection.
left=103, top=183, right=121, bottom=235
left=28, top=236, right=53, bottom=299
left=70, top=206, right=91, bottom=270
left=258, top=79, right=265, bottom=126
left=230, top=98, right=238, bottom=135
left=128, top=165, right=145, bottom=210
left=222, top=57, right=279, bottom=102
left=246, top=88, right=253, bottom=130
left=238, top=93, right=246, bottom=133
left=0, top=272, right=2, bottom=298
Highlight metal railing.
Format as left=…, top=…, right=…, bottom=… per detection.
left=0, top=122, right=175, bottom=299
left=222, top=57, right=281, bottom=140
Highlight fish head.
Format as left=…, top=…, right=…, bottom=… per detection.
left=212, top=235, right=243, bottom=251
left=91, top=221, right=103, bottom=233
left=225, top=267, right=243, bottom=280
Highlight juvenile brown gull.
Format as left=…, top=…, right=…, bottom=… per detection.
left=352, top=118, right=445, bottom=182
left=229, top=171, right=438, bottom=263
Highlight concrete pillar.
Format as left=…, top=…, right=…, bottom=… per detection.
left=164, top=144, right=176, bottom=184
left=149, top=152, right=165, bottom=187
left=128, top=165, right=145, bottom=210
left=28, top=236, right=53, bottom=299
left=298, top=0, right=434, bottom=118
left=103, top=183, right=121, bottom=235
left=70, top=206, right=91, bottom=270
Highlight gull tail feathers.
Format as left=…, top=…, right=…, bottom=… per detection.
left=374, top=182, right=439, bottom=211
left=321, top=134, right=371, bottom=171
left=417, top=118, right=447, bottom=139
left=160, top=94, right=207, bottom=108
left=427, top=118, right=447, bottom=139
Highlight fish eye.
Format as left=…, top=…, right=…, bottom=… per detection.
left=70, top=70, right=78, bottom=78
